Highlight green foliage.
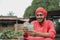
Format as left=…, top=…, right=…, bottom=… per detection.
left=0, top=30, right=23, bottom=39
left=23, top=0, right=60, bottom=18
left=15, top=30, right=23, bottom=36
left=24, top=6, right=35, bottom=18
left=0, top=30, right=15, bottom=39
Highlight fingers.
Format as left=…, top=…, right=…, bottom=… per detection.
left=23, top=27, right=28, bottom=33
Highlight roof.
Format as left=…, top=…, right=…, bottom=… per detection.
left=0, top=16, right=29, bottom=24
left=0, top=16, right=17, bottom=20
left=0, top=16, right=29, bottom=21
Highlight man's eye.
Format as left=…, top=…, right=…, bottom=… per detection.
left=37, top=14, right=43, bottom=16
left=39, top=14, right=43, bottom=16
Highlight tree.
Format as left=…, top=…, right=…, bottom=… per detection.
left=8, top=11, right=14, bottom=16
left=23, top=0, right=60, bottom=18
left=0, top=15, right=3, bottom=16
left=23, top=6, right=35, bottom=18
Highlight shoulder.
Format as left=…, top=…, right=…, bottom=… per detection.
left=46, top=20, right=54, bottom=25
left=47, top=20, right=53, bottom=23
left=31, top=20, right=38, bottom=24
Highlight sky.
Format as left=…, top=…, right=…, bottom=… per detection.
left=0, top=0, right=33, bottom=18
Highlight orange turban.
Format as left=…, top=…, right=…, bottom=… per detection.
left=35, top=7, right=47, bottom=17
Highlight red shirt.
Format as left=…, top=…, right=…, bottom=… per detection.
left=27, top=20, right=56, bottom=40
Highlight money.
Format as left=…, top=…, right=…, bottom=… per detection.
left=23, top=22, right=34, bottom=31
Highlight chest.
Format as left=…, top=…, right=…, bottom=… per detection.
left=34, top=22, right=50, bottom=33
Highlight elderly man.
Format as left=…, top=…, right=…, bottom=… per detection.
left=23, top=7, right=56, bottom=40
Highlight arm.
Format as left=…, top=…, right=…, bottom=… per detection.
left=31, top=21, right=56, bottom=38
left=35, top=32, right=50, bottom=37
left=29, top=30, right=50, bottom=37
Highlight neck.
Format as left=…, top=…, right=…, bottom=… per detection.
left=39, top=21, right=44, bottom=24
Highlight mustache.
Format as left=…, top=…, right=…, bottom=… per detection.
left=36, top=18, right=43, bottom=19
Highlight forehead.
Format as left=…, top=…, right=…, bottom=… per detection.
left=36, top=12, right=43, bottom=15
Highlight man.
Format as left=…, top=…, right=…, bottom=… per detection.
left=23, top=7, right=56, bottom=40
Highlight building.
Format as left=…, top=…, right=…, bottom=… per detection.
left=0, top=16, right=29, bottom=32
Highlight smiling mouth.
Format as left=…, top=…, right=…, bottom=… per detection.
left=37, top=18, right=44, bottom=21
left=37, top=18, right=43, bottom=20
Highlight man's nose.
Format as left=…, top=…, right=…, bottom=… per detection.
left=38, top=16, right=42, bottom=18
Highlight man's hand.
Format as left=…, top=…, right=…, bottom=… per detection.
left=29, top=30, right=50, bottom=37
left=28, top=30, right=37, bottom=36
left=23, top=27, right=28, bottom=33
left=23, top=26, right=29, bottom=37
left=23, top=27, right=50, bottom=38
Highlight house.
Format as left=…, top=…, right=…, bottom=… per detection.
left=0, top=16, right=29, bottom=32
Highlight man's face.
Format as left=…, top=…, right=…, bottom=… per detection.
left=36, top=12, right=45, bottom=23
